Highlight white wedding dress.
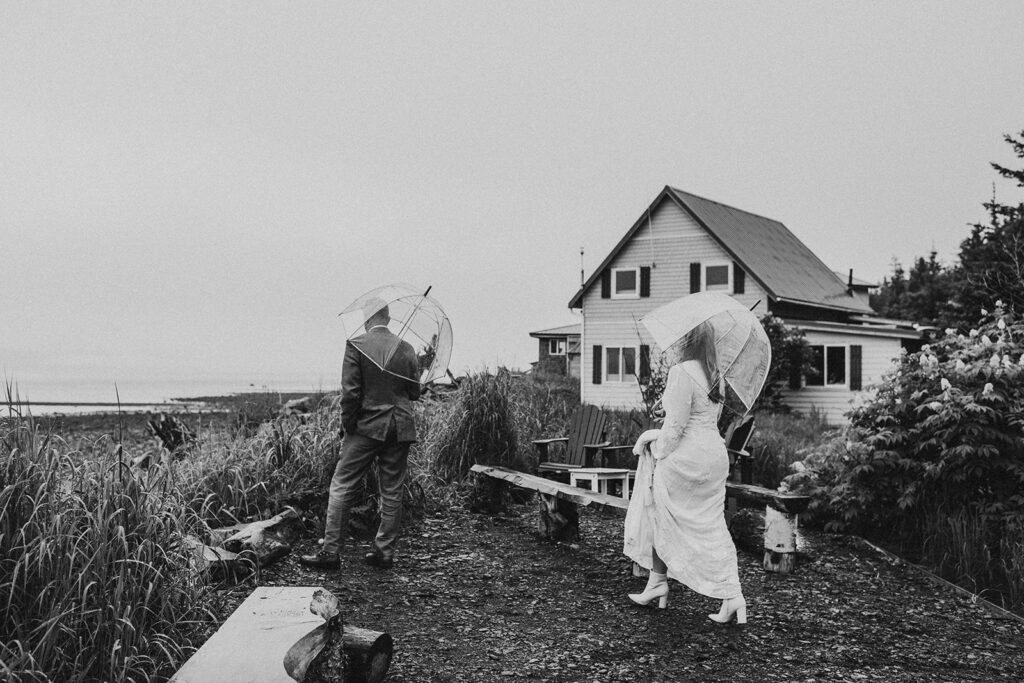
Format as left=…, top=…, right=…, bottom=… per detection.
left=623, top=360, right=741, bottom=599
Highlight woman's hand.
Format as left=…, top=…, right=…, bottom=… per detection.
left=632, top=429, right=662, bottom=456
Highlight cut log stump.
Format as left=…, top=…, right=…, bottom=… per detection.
left=763, top=506, right=798, bottom=573
left=538, top=493, right=579, bottom=543
left=170, top=587, right=394, bottom=683
left=284, top=588, right=394, bottom=683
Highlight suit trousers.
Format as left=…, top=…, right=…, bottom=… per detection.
left=323, top=430, right=410, bottom=558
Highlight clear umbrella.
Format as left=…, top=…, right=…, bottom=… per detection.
left=640, top=291, right=771, bottom=417
left=339, top=284, right=453, bottom=384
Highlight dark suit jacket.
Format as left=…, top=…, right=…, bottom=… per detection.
left=341, top=326, right=421, bottom=442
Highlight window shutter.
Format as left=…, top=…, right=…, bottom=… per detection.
left=850, top=345, right=863, bottom=390
left=690, top=263, right=701, bottom=293
left=640, top=266, right=651, bottom=297
left=734, top=263, right=745, bottom=294
left=592, top=345, right=603, bottom=384
left=601, top=270, right=611, bottom=298
left=788, top=347, right=803, bottom=390
left=639, top=344, right=650, bottom=381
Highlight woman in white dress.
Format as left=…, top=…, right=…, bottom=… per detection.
left=622, top=321, right=746, bottom=624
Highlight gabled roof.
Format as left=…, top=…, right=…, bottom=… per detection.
left=529, top=323, right=581, bottom=338
left=568, top=186, right=875, bottom=315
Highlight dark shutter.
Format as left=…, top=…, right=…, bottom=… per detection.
left=639, top=344, right=650, bottom=381
left=600, top=270, right=611, bottom=298
left=690, top=263, right=701, bottom=293
left=639, top=266, right=651, bottom=297
left=734, top=263, right=745, bottom=294
left=592, top=345, right=603, bottom=384
left=788, top=347, right=803, bottom=390
left=850, top=345, right=863, bottom=390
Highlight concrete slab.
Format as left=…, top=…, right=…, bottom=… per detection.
left=171, top=586, right=323, bottom=683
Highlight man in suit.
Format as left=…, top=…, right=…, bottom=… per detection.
left=300, top=300, right=421, bottom=570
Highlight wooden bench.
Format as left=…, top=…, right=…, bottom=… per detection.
left=471, top=463, right=810, bottom=574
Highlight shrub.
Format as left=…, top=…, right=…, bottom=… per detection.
left=782, top=302, right=1024, bottom=610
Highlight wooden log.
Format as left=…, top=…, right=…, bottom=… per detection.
left=538, top=492, right=579, bottom=543
left=215, top=506, right=303, bottom=568
left=180, top=535, right=245, bottom=581
left=147, top=413, right=196, bottom=454
left=762, top=506, right=798, bottom=573
left=342, top=627, right=394, bottom=683
left=284, top=589, right=393, bottom=683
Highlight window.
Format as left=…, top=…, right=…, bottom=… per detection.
left=703, top=263, right=732, bottom=291
left=548, top=338, right=566, bottom=356
left=605, top=346, right=637, bottom=382
left=806, top=345, right=847, bottom=387
left=612, top=267, right=640, bottom=298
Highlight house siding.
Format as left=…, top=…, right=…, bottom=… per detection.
left=581, top=201, right=770, bottom=409
left=779, top=329, right=902, bottom=424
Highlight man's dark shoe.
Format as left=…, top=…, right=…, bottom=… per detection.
left=298, top=551, right=340, bottom=570
left=363, top=551, right=394, bottom=570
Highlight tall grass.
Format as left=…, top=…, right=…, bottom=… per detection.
left=745, top=408, right=833, bottom=488
left=1, top=415, right=214, bottom=682
left=911, top=507, right=1024, bottom=612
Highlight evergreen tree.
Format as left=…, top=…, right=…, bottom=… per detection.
left=953, top=130, right=1024, bottom=322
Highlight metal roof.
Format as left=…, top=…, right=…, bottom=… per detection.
left=568, top=186, right=875, bottom=315
left=529, top=323, right=581, bottom=338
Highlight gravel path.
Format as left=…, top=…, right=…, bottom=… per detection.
left=261, top=502, right=1024, bottom=682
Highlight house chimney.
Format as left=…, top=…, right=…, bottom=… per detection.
left=848, top=269, right=854, bottom=296
left=580, top=247, right=585, bottom=289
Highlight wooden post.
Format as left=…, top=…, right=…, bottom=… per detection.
left=762, top=506, right=797, bottom=573
left=537, top=493, right=579, bottom=543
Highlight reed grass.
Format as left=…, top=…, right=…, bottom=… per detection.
left=745, top=407, right=833, bottom=488
left=1, top=413, right=214, bottom=682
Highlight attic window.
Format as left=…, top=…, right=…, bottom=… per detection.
left=612, top=267, right=640, bottom=299
left=703, top=263, right=732, bottom=291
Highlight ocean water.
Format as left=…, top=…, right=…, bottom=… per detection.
left=3, top=374, right=338, bottom=415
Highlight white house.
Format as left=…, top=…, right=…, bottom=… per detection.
left=528, top=323, right=581, bottom=378
left=568, top=186, right=922, bottom=423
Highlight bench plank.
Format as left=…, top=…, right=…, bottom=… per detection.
left=471, top=464, right=629, bottom=512
left=170, top=586, right=322, bottom=682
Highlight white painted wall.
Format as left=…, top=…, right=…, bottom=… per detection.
left=580, top=199, right=769, bottom=409
left=779, top=328, right=903, bottom=424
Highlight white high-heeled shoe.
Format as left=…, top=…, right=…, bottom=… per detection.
left=629, top=572, right=669, bottom=608
left=708, top=596, right=747, bottom=624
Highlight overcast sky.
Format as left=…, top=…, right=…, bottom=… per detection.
left=3, top=2, right=1024, bottom=399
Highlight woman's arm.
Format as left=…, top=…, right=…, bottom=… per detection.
left=651, top=365, right=693, bottom=459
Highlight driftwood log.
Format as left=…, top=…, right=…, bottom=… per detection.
left=212, top=506, right=304, bottom=568
left=284, top=588, right=394, bottom=683
left=180, top=535, right=244, bottom=581
left=147, top=413, right=196, bottom=453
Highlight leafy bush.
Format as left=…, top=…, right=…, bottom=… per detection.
left=758, top=315, right=816, bottom=412
left=838, top=302, right=1024, bottom=528
left=781, top=302, right=1024, bottom=610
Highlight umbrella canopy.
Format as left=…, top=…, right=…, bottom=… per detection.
left=339, top=284, right=453, bottom=384
left=640, top=291, right=771, bottom=416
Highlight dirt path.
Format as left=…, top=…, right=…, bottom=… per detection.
left=260, top=502, right=1024, bottom=682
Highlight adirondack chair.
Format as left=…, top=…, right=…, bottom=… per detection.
left=592, top=412, right=756, bottom=489
left=723, top=413, right=755, bottom=484
left=535, top=404, right=609, bottom=480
